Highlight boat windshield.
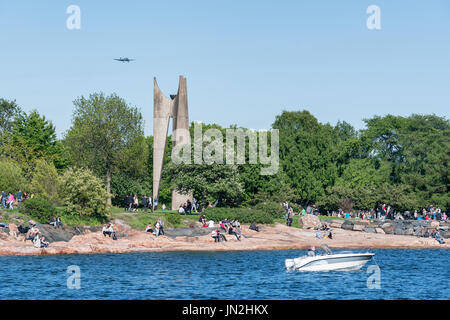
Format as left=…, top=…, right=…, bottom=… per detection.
left=320, top=244, right=333, bottom=255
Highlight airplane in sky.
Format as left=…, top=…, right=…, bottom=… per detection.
left=114, top=57, right=136, bottom=62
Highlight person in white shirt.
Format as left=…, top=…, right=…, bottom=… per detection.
left=102, top=224, right=115, bottom=238
left=154, top=221, right=160, bottom=237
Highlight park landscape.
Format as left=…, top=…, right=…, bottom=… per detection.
left=1, top=1, right=450, bottom=303
left=0, top=94, right=449, bottom=256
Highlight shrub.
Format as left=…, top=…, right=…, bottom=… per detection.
left=167, top=212, right=181, bottom=226
left=22, top=198, right=57, bottom=223
left=60, top=167, right=109, bottom=217
left=203, top=207, right=273, bottom=224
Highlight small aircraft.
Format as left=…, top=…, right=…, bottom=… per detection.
left=114, top=57, right=136, bottom=63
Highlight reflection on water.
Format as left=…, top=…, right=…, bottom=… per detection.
left=0, top=249, right=449, bottom=300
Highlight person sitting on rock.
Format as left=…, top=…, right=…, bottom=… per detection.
left=153, top=221, right=161, bottom=237
left=49, top=216, right=57, bottom=228
left=145, top=223, right=153, bottom=233
left=56, top=216, right=64, bottom=229
left=219, top=221, right=227, bottom=233
left=228, top=225, right=241, bottom=241
left=434, top=232, right=445, bottom=244
left=17, top=224, right=30, bottom=234
left=25, top=224, right=39, bottom=242
left=315, top=231, right=324, bottom=239
left=33, top=233, right=41, bottom=248
left=249, top=221, right=259, bottom=232
left=33, top=233, right=48, bottom=248
left=212, top=229, right=220, bottom=242
left=40, top=235, right=49, bottom=248
left=102, top=224, right=115, bottom=238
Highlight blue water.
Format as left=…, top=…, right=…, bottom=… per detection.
left=0, top=249, right=449, bottom=300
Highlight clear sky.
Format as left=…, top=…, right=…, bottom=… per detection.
left=1, top=0, right=449, bottom=137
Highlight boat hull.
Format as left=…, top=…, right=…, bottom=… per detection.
left=285, top=253, right=374, bottom=272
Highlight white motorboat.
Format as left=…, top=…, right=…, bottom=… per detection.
left=285, top=245, right=374, bottom=271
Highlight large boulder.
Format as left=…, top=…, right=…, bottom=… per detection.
left=363, top=227, right=376, bottom=234
left=298, top=214, right=321, bottom=229
left=413, top=226, right=425, bottom=237
left=35, top=224, right=102, bottom=243
left=330, top=222, right=343, bottom=228
left=412, top=220, right=430, bottom=227
left=353, top=224, right=364, bottom=231
left=403, top=227, right=414, bottom=236
left=381, top=223, right=395, bottom=234
left=165, top=226, right=213, bottom=238
left=440, top=229, right=450, bottom=239
left=341, top=220, right=354, bottom=231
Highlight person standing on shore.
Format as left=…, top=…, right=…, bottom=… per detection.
left=286, top=208, right=293, bottom=227
left=148, top=196, right=153, bottom=212
left=0, top=191, right=6, bottom=209
left=142, top=195, right=148, bottom=213
left=157, top=218, right=165, bottom=235
left=7, top=193, right=15, bottom=210
left=16, top=189, right=22, bottom=209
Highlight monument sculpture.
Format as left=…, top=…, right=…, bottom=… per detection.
left=153, top=76, right=191, bottom=210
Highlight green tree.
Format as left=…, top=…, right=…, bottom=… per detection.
left=0, top=158, right=26, bottom=193
left=362, top=114, right=450, bottom=210
left=1, top=110, right=69, bottom=176
left=167, top=162, right=244, bottom=208
left=273, top=110, right=337, bottom=204
left=0, top=98, right=21, bottom=136
left=335, top=158, right=391, bottom=190
left=29, top=159, right=61, bottom=204
left=64, top=93, right=147, bottom=205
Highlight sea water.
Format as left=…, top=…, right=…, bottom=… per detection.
left=0, top=249, right=448, bottom=300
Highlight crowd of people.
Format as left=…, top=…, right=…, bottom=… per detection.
left=329, top=203, right=448, bottom=221
left=123, top=194, right=154, bottom=212
left=177, top=199, right=200, bottom=215
left=14, top=222, right=49, bottom=248
left=198, top=214, right=254, bottom=242
left=0, top=189, right=29, bottom=210
left=283, top=200, right=448, bottom=222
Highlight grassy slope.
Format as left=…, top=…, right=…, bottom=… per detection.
left=1, top=207, right=356, bottom=230
left=109, top=208, right=201, bottom=230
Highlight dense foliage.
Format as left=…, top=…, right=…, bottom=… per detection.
left=0, top=158, right=26, bottom=192
left=0, top=94, right=448, bottom=218
left=203, top=207, right=274, bottom=224
left=29, top=159, right=61, bottom=205
left=22, top=198, right=57, bottom=223
left=64, top=93, right=147, bottom=205
left=59, top=167, right=109, bottom=217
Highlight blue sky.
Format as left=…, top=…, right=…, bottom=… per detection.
left=1, top=0, right=449, bottom=137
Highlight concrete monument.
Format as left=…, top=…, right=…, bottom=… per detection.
left=153, top=76, right=191, bottom=210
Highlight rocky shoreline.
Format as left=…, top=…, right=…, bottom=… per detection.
left=319, top=217, right=450, bottom=238
left=0, top=216, right=448, bottom=257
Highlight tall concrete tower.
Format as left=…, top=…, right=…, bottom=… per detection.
left=153, top=76, right=191, bottom=210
